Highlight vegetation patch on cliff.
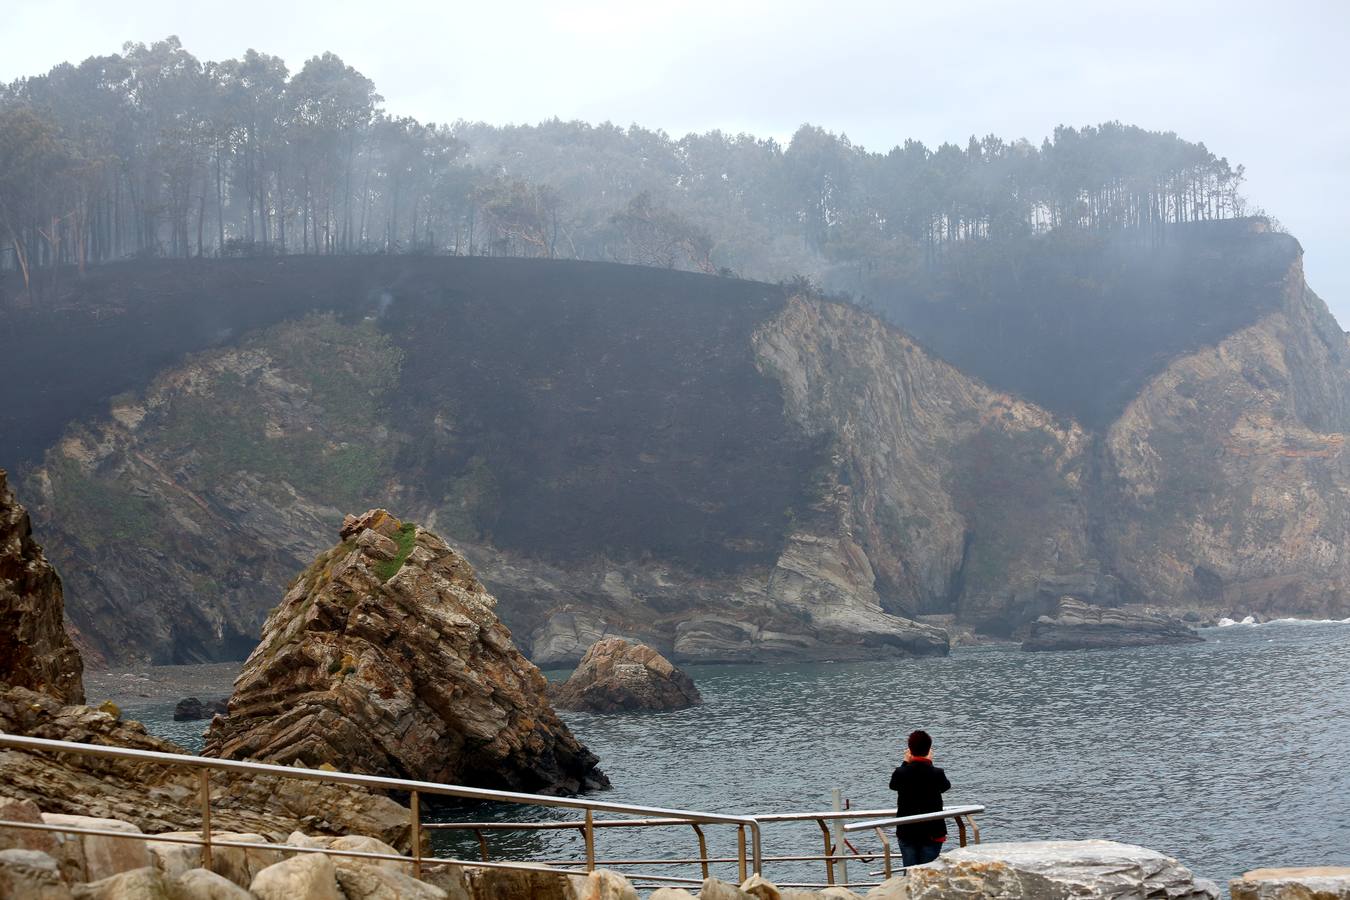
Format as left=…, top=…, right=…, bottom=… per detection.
left=374, top=522, right=418, bottom=582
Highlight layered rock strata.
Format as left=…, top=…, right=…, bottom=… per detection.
left=552, top=639, right=702, bottom=713
left=204, top=510, right=608, bottom=795
left=0, top=469, right=84, bottom=703
left=1020, top=598, right=1203, bottom=651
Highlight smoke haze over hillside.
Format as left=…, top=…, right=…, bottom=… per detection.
left=4, top=0, right=1348, bottom=321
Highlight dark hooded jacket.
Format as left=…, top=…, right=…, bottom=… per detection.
left=888, top=758, right=951, bottom=843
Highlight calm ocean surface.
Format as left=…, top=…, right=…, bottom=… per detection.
left=114, top=620, right=1350, bottom=889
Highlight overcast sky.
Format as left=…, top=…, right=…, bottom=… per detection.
left=6, top=0, right=1349, bottom=322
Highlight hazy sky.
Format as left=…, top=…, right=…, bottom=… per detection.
left=6, top=0, right=1349, bottom=322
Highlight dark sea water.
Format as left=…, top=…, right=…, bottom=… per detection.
left=109, top=621, right=1350, bottom=891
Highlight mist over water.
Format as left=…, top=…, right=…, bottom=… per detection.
left=117, top=622, right=1350, bottom=889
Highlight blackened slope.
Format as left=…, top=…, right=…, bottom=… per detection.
left=0, top=257, right=378, bottom=467
left=382, top=260, right=821, bottom=572
left=882, top=223, right=1302, bottom=429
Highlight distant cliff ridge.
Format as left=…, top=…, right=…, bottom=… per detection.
left=4, top=239, right=1347, bottom=664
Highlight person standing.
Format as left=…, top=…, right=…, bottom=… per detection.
left=888, top=729, right=951, bottom=869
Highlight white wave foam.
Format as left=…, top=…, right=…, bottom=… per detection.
left=1216, top=615, right=1350, bottom=627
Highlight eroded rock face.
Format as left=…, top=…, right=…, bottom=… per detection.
left=552, top=639, right=702, bottom=713
left=203, top=510, right=608, bottom=795
left=1020, top=597, right=1203, bottom=651
left=1101, top=263, right=1350, bottom=620
left=0, top=684, right=412, bottom=850
left=906, top=840, right=1219, bottom=899
left=0, top=469, right=84, bottom=703
left=753, top=297, right=1102, bottom=637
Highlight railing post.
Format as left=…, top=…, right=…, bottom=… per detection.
left=816, top=819, right=835, bottom=885
left=584, top=809, right=595, bottom=872
left=690, top=824, right=710, bottom=879
left=955, top=814, right=968, bottom=847
left=736, top=824, right=747, bottom=884
left=831, top=789, right=848, bottom=887
left=198, top=770, right=213, bottom=872
left=748, top=821, right=763, bottom=876
left=966, top=815, right=981, bottom=845
left=410, top=790, right=422, bottom=879
left=475, top=829, right=490, bottom=861
left=874, top=826, right=892, bottom=879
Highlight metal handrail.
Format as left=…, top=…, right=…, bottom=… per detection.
left=843, top=805, right=985, bottom=831
left=0, top=732, right=765, bottom=877
left=0, top=732, right=985, bottom=889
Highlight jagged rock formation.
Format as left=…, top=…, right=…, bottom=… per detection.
left=0, top=684, right=412, bottom=849
left=552, top=639, right=702, bottom=713
left=907, top=840, right=1220, bottom=899
left=203, top=509, right=608, bottom=795
left=1020, top=598, right=1202, bottom=651
left=0, top=469, right=84, bottom=703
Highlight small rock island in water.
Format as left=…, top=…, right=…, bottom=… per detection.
left=1021, top=597, right=1203, bottom=651
left=553, top=638, right=703, bottom=713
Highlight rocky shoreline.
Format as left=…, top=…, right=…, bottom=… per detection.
left=4, top=806, right=1347, bottom=900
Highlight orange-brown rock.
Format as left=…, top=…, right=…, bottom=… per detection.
left=203, top=510, right=608, bottom=795
left=0, top=469, right=83, bottom=704
left=552, top=639, right=702, bottom=713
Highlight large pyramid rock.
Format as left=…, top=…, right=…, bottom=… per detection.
left=0, top=469, right=84, bottom=703
left=204, top=509, right=608, bottom=795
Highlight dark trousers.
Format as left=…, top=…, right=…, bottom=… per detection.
left=898, top=838, right=941, bottom=869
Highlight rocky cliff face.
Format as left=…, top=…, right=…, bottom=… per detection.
left=203, top=509, right=608, bottom=795
left=1101, top=258, right=1350, bottom=618
left=0, top=469, right=84, bottom=703
left=11, top=246, right=1350, bottom=664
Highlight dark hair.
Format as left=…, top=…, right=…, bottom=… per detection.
left=907, top=730, right=932, bottom=756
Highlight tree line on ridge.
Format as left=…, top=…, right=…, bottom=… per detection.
left=0, top=36, right=1251, bottom=301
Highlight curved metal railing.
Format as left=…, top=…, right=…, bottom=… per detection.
left=0, top=732, right=762, bottom=885
left=0, top=732, right=984, bottom=889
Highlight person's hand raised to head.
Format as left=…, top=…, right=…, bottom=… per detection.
left=903, top=747, right=913, bottom=763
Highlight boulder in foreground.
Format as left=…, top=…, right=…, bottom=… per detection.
left=1021, top=597, right=1202, bottom=651
left=1231, top=867, right=1350, bottom=899
left=553, top=639, right=702, bottom=713
left=204, top=509, right=608, bottom=795
left=907, top=840, right=1218, bottom=899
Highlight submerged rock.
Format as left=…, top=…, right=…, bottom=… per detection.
left=553, top=639, right=701, bottom=713
left=907, top=840, right=1218, bottom=899
left=204, top=509, right=608, bottom=795
left=1020, top=597, right=1202, bottom=651
left=0, top=468, right=84, bottom=704
left=172, top=698, right=228, bottom=721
